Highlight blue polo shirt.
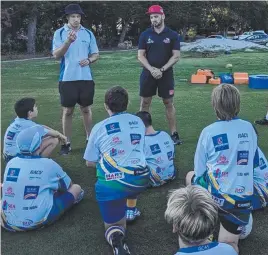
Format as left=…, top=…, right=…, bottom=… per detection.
left=52, top=24, right=99, bottom=82
left=138, top=26, right=180, bottom=69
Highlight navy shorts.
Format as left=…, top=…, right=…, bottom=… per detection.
left=192, top=173, right=251, bottom=235
left=59, top=80, right=95, bottom=107
left=252, top=183, right=268, bottom=210
left=98, top=199, right=127, bottom=224
left=140, top=69, right=175, bottom=99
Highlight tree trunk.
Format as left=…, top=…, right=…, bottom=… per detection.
left=27, top=6, right=38, bottom=55
left=118, top=21, right=128, bottom=44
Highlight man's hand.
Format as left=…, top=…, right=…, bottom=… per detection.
left=79, top=59, right=90, bottom=67
left=67, top=30, right=77, bottom=43
left=150, top=67, right=163, bottom=80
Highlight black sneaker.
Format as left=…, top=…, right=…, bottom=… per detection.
left=60, top=143, right=71, bottom=155
left=111, top=232, right=131, bottom=255
left=171, top=132, right=183, bottom=145
left=255, top=117, right=268, bottom=125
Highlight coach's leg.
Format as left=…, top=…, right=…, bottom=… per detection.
left=62, top=107, right=75, bottom=143
left=140, top=97, right=152, bottom=112
left=80, top=106, right=92, bottom=139
left=36, top=137, right=59, bottom=157
left=163, top=97, right=177, bottom=134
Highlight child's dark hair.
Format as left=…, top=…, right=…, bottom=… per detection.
left=14, top=98, right=36, bottom=118
left=105, top=86, right=128, bottom=113
left=136, top=111, right=152, bottom=127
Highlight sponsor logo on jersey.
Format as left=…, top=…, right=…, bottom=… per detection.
left=150, top=144, right=161, bottom=155
left=5, top=186, right=15, bottom=197
left=110, top=148, right=125, bottom=157
left=147, top=37, right=154, bottom=44
left=129, top=121, right=138, bottom=126
left=260, top=158, right=267, bottom=170
left=237, top=151, right=249, bottom=165
left=105, top=122, right=121, bottom=135
left=6, top=168, right=20, bottom=182
left=156, top=156, right=164, bottom=163
left=23, top=206, right=38, bottom=210
left=131, top=158, right=140, bottom=164
left=212, top=134, right=229, bottom=152
left=235, top=185, right=245, bottom=194
left=105, top=172, right=124, bottom=181
left=167, top=151, right=173, bottom=161
left=163, top=37, right=170, bottom=43
left=24, top=186, right=39, bottom=200
left=130, top=134, right=141, bottom=145
left=238, top=133, right=248, bottom=138
left=213, top=169, right=228, bottom=178
left=22, top=219, right=33, bottom=226
left=264, top=172, right=268, bottom=180
left=211, top=195, right=224, bottom=206
left=2, top=200, right=15, bottom=211
left=111, top=136, right=122, bottom=145
left=235, top=201, right=251, bottom=209
left=217, top=155, right=229, bottom=165
left=6, top=131, right=16, bottom=140
left=30, top=170, right=43, bottom=175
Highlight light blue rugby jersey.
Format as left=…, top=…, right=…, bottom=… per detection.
left=254, top=147, right=268, bottom=196
left=52, top=24, right=99, bottom=82
left=3, top=118, right=49, bottom=157
left=175, top=242, right=237, bottom=255
left=194, top=118, right=258, bottom=207
left=2, top=156, right=71, bottom=229
left=145, top=131, right=175, bottom=186
left=84, top=112, right=150, bottom=201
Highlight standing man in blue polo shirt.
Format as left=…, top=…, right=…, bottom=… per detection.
left=52, top=4, right=99, bottom=155
left=138, top=5, right=182, bottom=145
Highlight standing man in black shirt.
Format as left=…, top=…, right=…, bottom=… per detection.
left=138, top=5, right=182, bottom=145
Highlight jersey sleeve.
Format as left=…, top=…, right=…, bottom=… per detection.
left=138, top=32, right=146, bottom=50
left=194, top=129, right=208, bottom=178
left=49, top=160, right=72, bottom=191
left=172, top=33, right=180, bottom=51
left=52, top=30, right=63, bottom=52
left=84, top=123, right=101, bottom=162
left=89, top=32, right=99, bottom=54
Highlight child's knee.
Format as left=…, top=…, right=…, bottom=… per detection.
left=68, top=184, right=82, bottom=199
left=186, top=171, right=195, bottom=186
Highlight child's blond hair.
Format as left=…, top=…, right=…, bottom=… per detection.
left=165, top=185, right=218, bottom=245
left=212, top=84, right=240, bottom=121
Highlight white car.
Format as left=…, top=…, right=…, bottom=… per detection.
left=234, top=30, right=267, bottom=40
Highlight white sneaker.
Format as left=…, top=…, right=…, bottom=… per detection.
left=240, top=213, right=253, bottom=239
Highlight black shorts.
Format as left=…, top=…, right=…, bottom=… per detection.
left=140, top=69, right=174, bottom=99
left=59, top=80, right=95, bottom=107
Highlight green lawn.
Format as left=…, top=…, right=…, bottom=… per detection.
left=1, top=52, right=268, bottom=255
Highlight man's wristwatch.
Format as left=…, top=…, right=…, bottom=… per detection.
left=160, top=67, right=165, bottom=72
left=88, top=58, right=92, bottom=64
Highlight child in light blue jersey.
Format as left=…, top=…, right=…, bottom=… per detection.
left=136, top=111, right=176, bottom=187
left=84, top=86, right=149, bottom=255
left=253, top=147, right=268, bottom=210
left=3, top=98, right=67, bottom=162
left=1, top=125, right=84, bottom=232
left=186, top=84, right=258, bottom=253
left=165, top=185, right=237, bottom=255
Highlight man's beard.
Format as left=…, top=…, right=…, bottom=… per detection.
left=152, top=19, right=163, bottom=28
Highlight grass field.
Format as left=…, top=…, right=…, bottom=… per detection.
left=1, top=51, right=268, bottom=255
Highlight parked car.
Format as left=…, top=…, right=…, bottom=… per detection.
left=207, top=35, right=225, bottom=39
left=243, top=34, right=268, bottom=46
left=234, top=30, right=267, bottom=40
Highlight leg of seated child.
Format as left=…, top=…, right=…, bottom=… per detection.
left=36, top=136, right=59, bottom=157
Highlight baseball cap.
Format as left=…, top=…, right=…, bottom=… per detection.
left=16, top=125, right=45, bottom=154
left=65, top=4, right=85, bottom=15
left=146, top=5, right=164, bottom=15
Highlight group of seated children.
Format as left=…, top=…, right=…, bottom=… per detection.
left=2, top=84, right=268, bottom=255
